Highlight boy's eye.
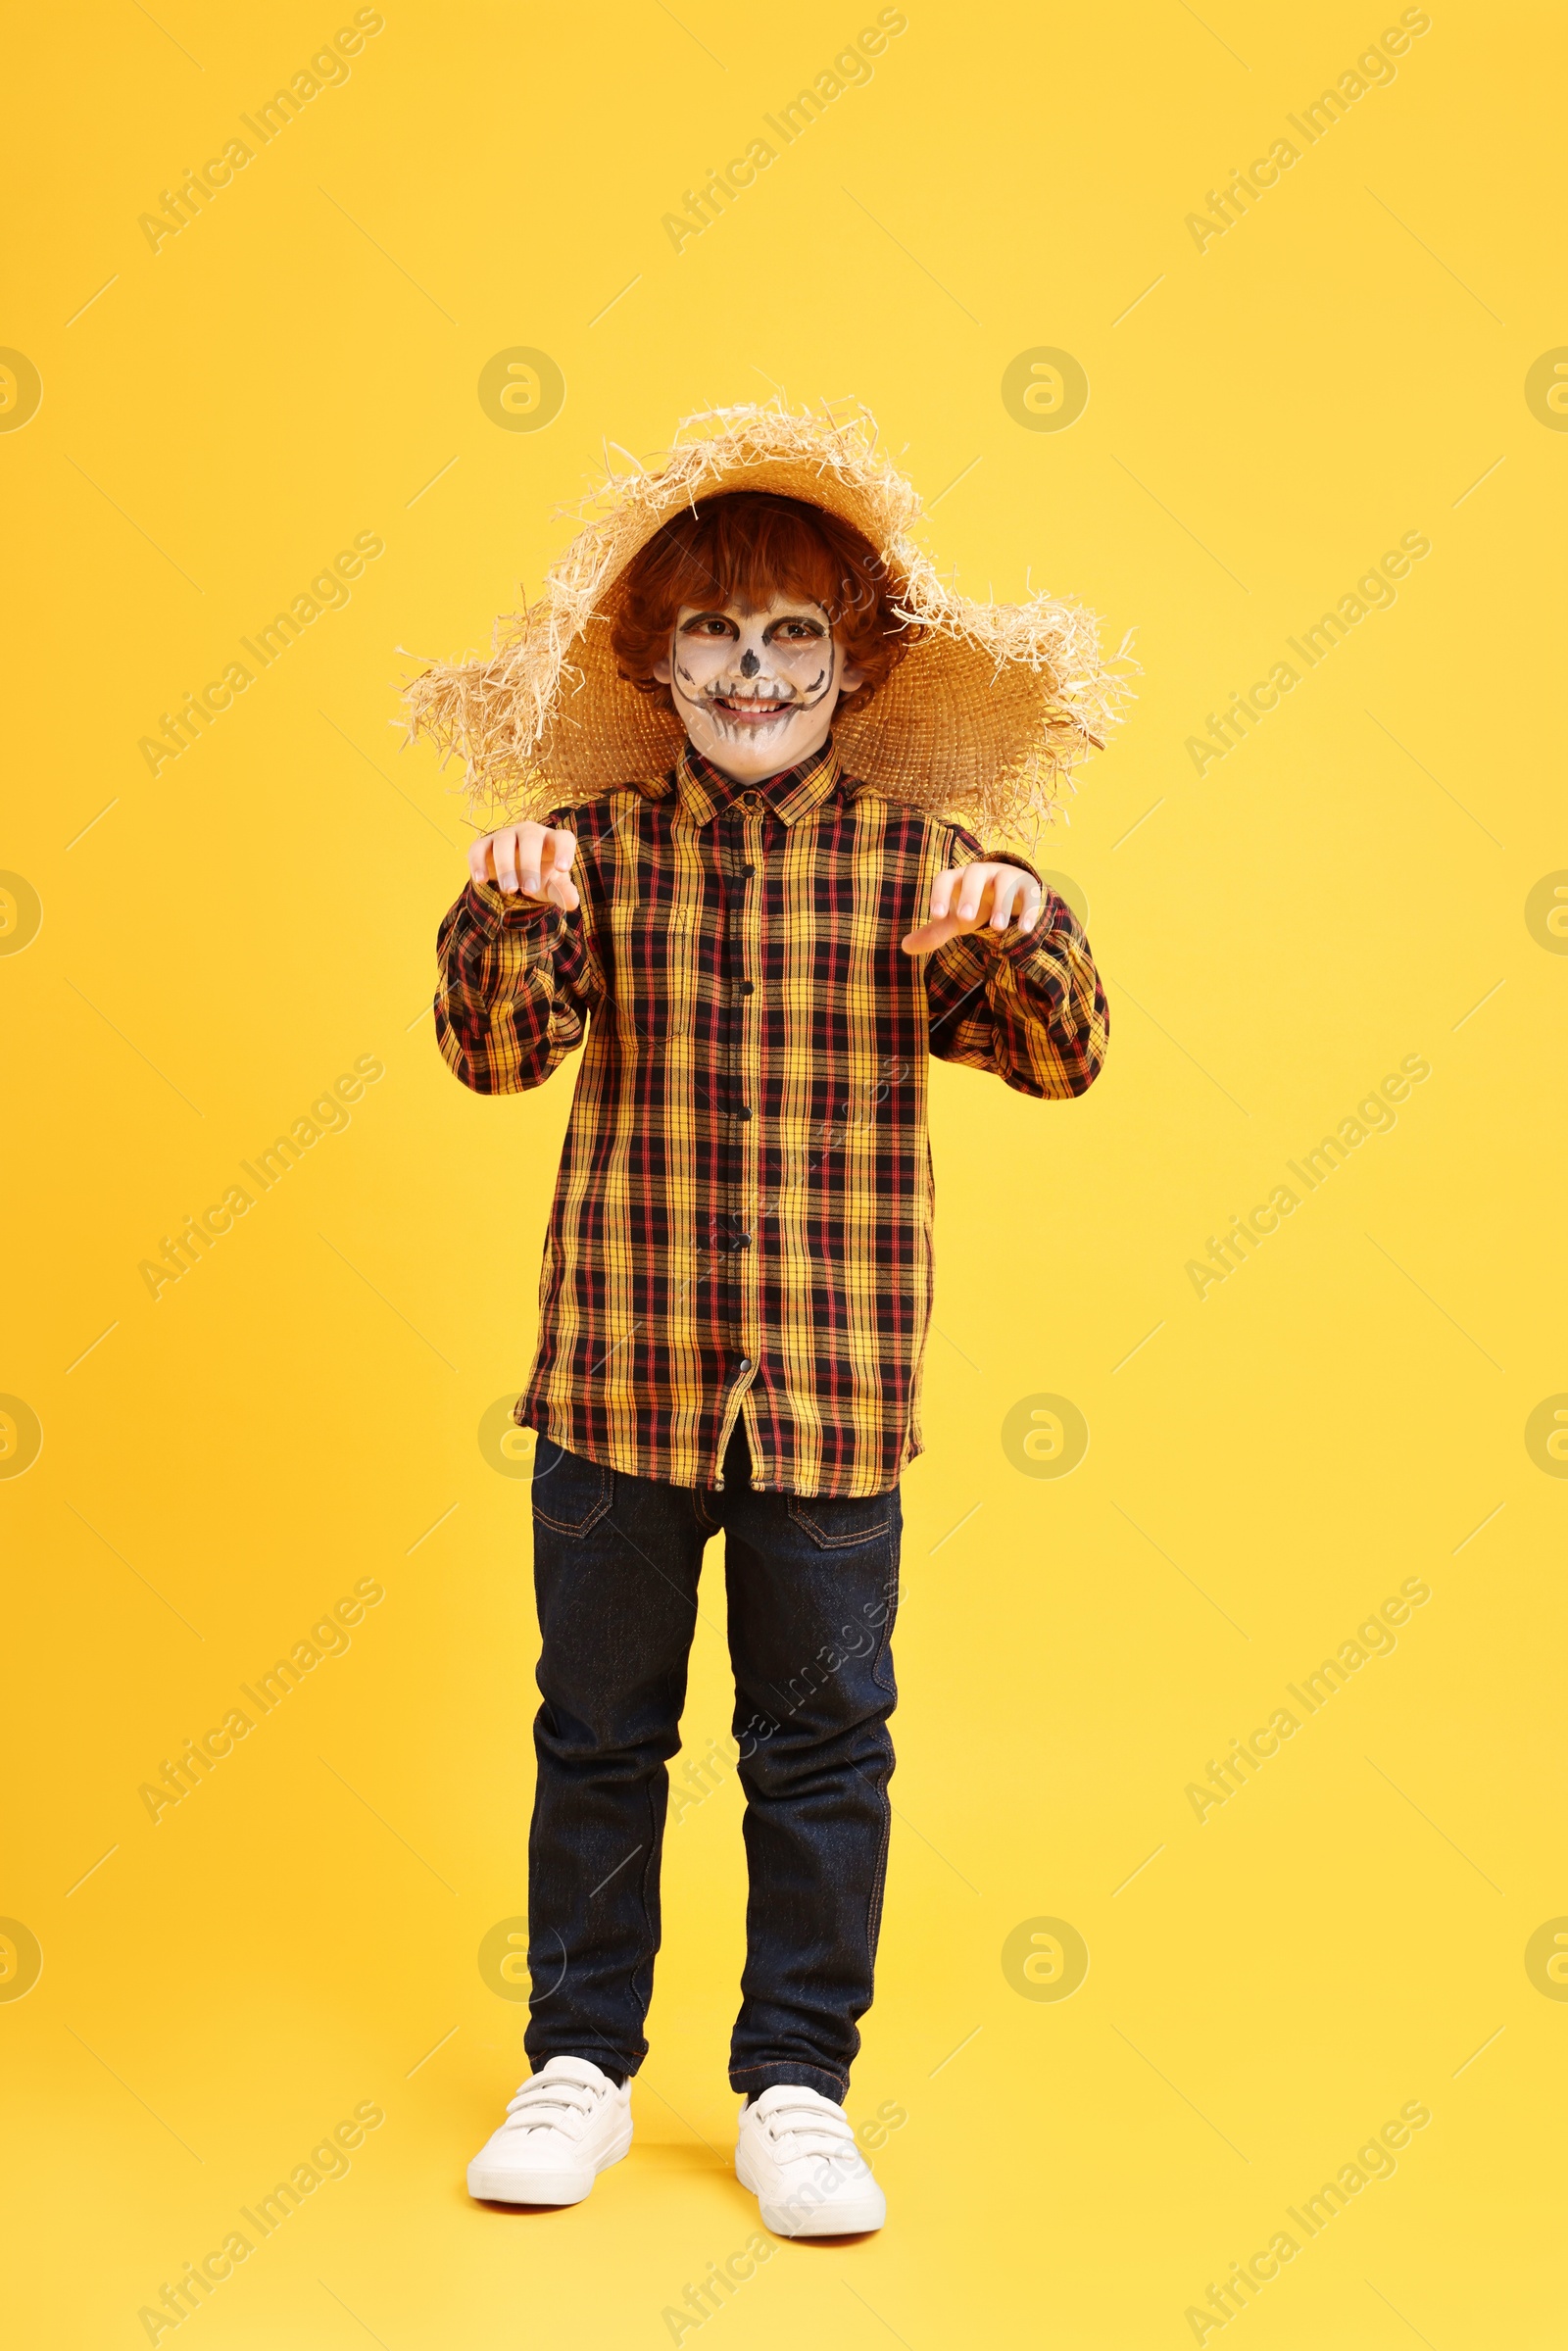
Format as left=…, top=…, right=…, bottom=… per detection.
left=770, top=619, right=824, bottom=642
left=680, top=614, right=737, bottom=638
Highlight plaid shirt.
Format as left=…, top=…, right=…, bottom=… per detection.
left=434, top=737, right=1107, bottom=1496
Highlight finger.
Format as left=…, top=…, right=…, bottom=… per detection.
left=468, top=835, right=495, bottom=887
left=989, top=870, right=1024, bottom=929
left=928, top=869, right=956, bottom=922
left=491, top=828, right=521, bottom=894
left=1018, top=884, right=1044, bottom=934
left=546, top=830, right=579, bottom=908
left=956, top=867, right=993, bottom=925
left=901, top=916, right=956, bottom=955
left=515, top=823, right=546, bottom=898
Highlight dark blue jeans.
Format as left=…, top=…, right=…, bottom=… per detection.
left=524, top=1418, right=903, bottom=2104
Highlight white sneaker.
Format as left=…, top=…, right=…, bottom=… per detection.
left=466, top=2055, right=632, bottom=2205
left=734, top=2084, right=887, bottom=2236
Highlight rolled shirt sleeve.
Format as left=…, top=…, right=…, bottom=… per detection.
left=434, top=825, right=606, bottom=1095
left=922, top=829, right=1108, bottom=1100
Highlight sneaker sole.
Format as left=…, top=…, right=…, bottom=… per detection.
left=735, top=2145, right=886, bottom=2236
left=467, top=2123, right=632, bottom=2206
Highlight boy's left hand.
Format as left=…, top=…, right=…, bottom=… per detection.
left=901, top=862, right=1044, bottom=955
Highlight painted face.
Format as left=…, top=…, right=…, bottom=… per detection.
left=653, top=596, right=865, bottom=783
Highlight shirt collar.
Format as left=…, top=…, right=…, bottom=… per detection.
left=671, top=734, right=846, bottom=829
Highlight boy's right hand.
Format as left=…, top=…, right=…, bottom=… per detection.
left=469, top=822, right=580, bottom=911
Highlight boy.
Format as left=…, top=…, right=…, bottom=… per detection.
left=416, top=405, right=1116, bottom=2233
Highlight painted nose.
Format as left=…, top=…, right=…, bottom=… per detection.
left=739, top=650, right=760, bottom=677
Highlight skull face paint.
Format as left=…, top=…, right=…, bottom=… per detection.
left=653, top=597, right=865, bottom=783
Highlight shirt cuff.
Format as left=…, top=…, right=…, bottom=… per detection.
left=465, top=877, right=566, bottom=935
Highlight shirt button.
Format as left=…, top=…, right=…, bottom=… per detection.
left=742, top=864, right=755, bottom=878
left=738, top=980, right=754, bottom=996
left=739, top=1357, right=754, bottom=1372
left=736, top=1105, right=753, bottom=1120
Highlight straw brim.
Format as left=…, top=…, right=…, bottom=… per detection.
left=401, top=402, right=1134, bottom=843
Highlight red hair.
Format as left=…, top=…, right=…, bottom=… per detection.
left=611, top=491, right=914, bottom=720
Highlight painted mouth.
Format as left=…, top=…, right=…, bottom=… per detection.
left=709, top=693, right=800, bottom=727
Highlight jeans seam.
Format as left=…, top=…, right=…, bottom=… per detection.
left=532, top=1448, right=613, bottom=1537
left=625, top=1769, right=661, bottom=2071
left=622, top=1647, right=681, bottom=2063
left=693, top=1490, right=720, bottom=1537
left=785, top=1495, right=894, bottom=1546
left=861, top=1517, right=901, bottom=1984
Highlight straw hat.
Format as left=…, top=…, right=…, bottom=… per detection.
left=401, top=398, right=1133, bottom=843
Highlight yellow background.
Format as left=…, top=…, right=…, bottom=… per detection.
left=6, top=2, right=1564, bottom=2342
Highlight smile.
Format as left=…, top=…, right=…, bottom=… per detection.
left=710, top=694, right=799, bottom=725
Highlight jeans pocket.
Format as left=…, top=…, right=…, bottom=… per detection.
left=532, top=1434, right=613, bottom=1536
left=785, top=1490, right=895, bottom=1549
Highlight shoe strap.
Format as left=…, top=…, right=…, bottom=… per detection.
left=504, top=2061, right=611, bottom=2131
left=751, top=2091, right=858, bottom=2159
